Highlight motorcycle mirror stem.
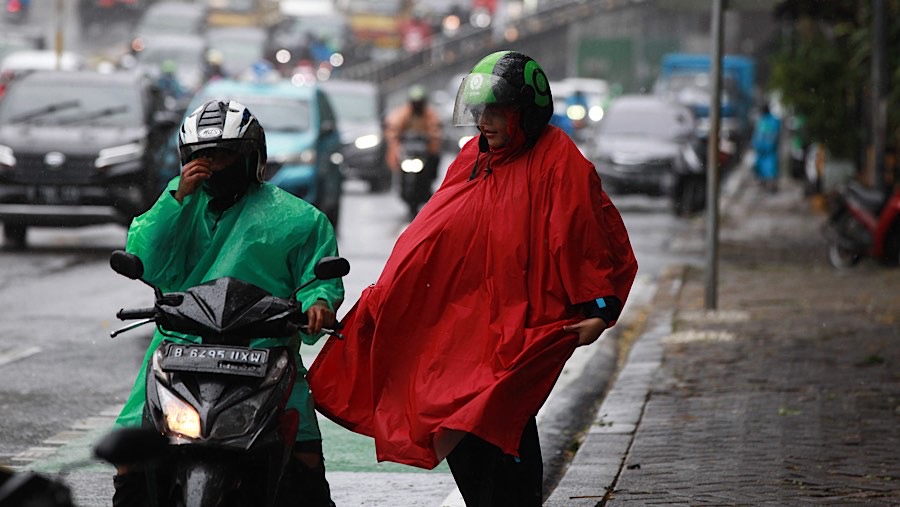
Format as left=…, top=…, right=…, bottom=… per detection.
left=289, top=256, right=350, bottom=300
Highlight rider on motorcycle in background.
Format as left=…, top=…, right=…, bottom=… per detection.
left=112, top=99, right=344, bottom=507
left=384, top=85, right=443, bottom=196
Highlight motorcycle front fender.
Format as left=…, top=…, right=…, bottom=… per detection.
left=178, top=459, right=238, bottom=507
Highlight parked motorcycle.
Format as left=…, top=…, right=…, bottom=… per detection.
left=670, top=132, right=737, bottom=217
left=823, top=180, right=900, bottom=268
left=398, top=133, right=436, bottom=219
left=108, top=250, right=349, bottom=506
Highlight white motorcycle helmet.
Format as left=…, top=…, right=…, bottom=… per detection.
left=178, top=99, right=268, bottom=184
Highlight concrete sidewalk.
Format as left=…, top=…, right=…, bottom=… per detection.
left=546, top=169, right=900, bottom=505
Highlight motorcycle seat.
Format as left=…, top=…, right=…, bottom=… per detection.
left=846, top=180, right=887, bottom=213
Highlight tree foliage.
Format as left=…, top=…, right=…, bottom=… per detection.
left=770, top=0, right=899, bottom=162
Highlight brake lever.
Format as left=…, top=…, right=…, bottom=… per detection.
left=110, top=318, right=155, bottom=339
left=322, top=327, right=345, bottom=340
left=300, top=325, right=345, bottom=340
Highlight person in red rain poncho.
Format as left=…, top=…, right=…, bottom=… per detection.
left=308, top=50, right=638, bottom=506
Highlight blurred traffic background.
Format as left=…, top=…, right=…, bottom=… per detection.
left=0, top=0, right=896, bottom=247
left=2, top=2, right=899, bottom=505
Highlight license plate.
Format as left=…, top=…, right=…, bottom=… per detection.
left=160, top=344, right=269, bottom=377
left=26, top=185, right=81, bottom=205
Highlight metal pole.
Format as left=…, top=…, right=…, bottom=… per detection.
left=55, top=0, right=65, bottom=70
left=705, top=0, right=724, bottom=310
left=871, top=0, right=886, bottom=191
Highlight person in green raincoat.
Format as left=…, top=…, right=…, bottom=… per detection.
left=112, top=99, right=344, bottom=507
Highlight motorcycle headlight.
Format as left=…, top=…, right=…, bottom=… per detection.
left=158, top=387, right=201, bottom=439
left=566, top=104, right=586, bottom=122
left=401, top=158, right=424, bottom=173
left=354, top=134, right=380, bottom=150
left=588, top=106, right=604, bottom=122
left=95, top=141, right=145, bottom=169
left=0, top=144, right=15, bottom=168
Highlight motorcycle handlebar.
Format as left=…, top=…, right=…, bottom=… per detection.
left=117, top=307, right=157, bottom=320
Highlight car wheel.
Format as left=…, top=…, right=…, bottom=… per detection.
left=3, top=223, right=27, bottom=250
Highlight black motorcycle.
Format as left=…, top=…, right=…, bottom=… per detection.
left=398, top=133, right=437, bottom=219
left=109, top=250, right=349, bottom=506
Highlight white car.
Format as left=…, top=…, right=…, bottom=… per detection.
left=0, top=49, right=85, bottom=75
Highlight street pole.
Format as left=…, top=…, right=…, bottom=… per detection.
left=871, top=0, right=886, bottom=191
left=704, top=0, right=724, bottom=311
left=55, top=0, right=65, bottom=70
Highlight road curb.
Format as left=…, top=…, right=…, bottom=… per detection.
left=544, top=265, right=685, bottom=506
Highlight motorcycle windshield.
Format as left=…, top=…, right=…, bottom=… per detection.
left=157, top=277, right=304, bottom=342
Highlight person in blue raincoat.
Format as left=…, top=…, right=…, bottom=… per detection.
left=752, top=103, right=781, bottom=193
left=112, top=99, right=344, bottom=507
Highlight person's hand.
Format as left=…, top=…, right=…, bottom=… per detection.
left=173, top=158, right=213, bottom=203
left=305, top=300, right=335, bottom=335
left=563, top=317, right=608, bottom=347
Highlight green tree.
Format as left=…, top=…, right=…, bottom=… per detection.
left=770, top=0, right=899, bottom=164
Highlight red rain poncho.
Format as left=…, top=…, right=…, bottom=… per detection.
left=308, top=123, right=637, bottom=469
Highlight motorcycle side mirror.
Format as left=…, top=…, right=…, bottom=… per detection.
left=93, top=428, right=168, bottom=466
left=110, top=250, right=166, bottom=300
left=290, top=256, right=350, bottom=299
left=314, top=256, right=350, bottom=280
left=110, top=250, right=144, bottom=280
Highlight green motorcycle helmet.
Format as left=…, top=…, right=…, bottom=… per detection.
left=452, top=50, right=553, bottom=146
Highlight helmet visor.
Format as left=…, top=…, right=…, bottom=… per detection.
left=179, top=139, right=255, bottom=167
left=452, top=73, right=518, bottom=127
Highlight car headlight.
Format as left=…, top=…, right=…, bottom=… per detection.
left=274, top=149, right=316, bottom=166
left=457, top=135, right=475, bottom=150
left=354, top=134, right=380, bottom=150
left=158, top=387, right=201, bottom=439
left=0, top=144, right=15, bottom=168
left=95, top=141, right=145, bottom=169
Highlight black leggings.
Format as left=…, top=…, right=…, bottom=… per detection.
left=446, top=417, right=543, bottom=507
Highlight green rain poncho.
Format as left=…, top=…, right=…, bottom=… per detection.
left=115, top=177, right=344, bottom=442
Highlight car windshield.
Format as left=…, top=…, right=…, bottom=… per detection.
left=286, top=16, right=346, bottom=40
left=0, top=81, right=141, bottom=127
left=601, top=104, right=693, bottom=139
left=140, top=12, right=201, bottom=33
left=207, top=32, right=267, bottom=75
left=207, top=0, right=255, bottom=12
left=140, top=46, right=204, bottom=69
left=327, top=91, right=377, bottom=124
left=229, top=97, right=311, bottom=132
left=344, top=0, right=404, bottom=15
left=655, top=73, right=737, bottom=105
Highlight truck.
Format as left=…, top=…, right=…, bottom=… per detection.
left=205, top=0, right=284, bottom=30
left=653, top=52, right=756, bottom=151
